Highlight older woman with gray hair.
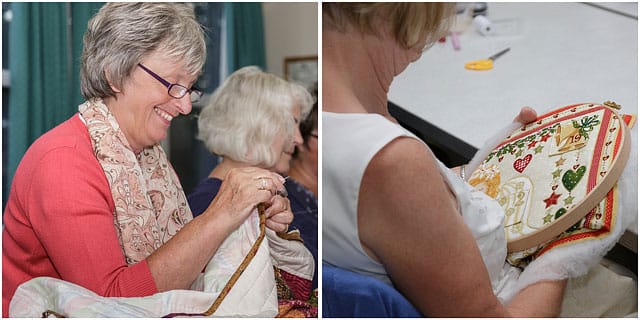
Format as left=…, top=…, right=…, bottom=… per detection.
left=2, top=3, right=292, bottom=316
left=188, top=66, right=315, bottom=298
left=190, top=66, right=313, bottom=215
left=194, top=66, right=313, bottom=179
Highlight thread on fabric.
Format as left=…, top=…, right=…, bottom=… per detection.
left=162, top=204, right=267, bottom=318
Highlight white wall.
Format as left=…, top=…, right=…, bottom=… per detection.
left=262, top=2, right=318, bottom=78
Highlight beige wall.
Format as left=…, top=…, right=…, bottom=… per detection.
left=262, top=2, right=318, bottom=78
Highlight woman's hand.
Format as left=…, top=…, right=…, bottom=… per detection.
left=203, top=167, right=286, bottom=233
left=513, top=106, right=537, bottom=125
left=147, top=167, right=286, bottom=291
left=263, top=195, right=294, bottom=232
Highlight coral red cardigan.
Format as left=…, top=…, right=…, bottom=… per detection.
left=2, top=115, right=158, bottom=316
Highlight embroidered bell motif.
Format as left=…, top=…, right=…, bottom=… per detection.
left=553, top=123, right=587, bottom=155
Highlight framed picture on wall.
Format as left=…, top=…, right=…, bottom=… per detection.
left=284, top=55, right=318, bottom=94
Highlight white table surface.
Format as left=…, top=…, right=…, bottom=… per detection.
left=589, top=2, right=638, bottom=18
left=389, top=2, right=638, bottom=149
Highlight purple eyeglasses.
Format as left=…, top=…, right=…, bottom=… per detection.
left=138, top=63, right=203, bottom=103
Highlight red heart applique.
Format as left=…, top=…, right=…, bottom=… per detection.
left=513, top=154, right=532, bottom=173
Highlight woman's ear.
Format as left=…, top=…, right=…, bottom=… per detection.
left=104, top=68, right=122, bottom=93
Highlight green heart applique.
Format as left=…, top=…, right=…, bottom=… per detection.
left=562, top=166, right=586, bottom=192
left=554, top=208, right=567, bottom=219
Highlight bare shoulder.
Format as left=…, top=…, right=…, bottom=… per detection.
left=358, top=135, right=455, bottom=249
left=362, top=136, right=443, bottom=193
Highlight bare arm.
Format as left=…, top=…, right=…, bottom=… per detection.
left=147, top=167, right=291, bottom=291
left=507, top=280, right=567, bottom=317
left=358, top=137, right=506, bottom=316
left=358, top=137, right=565, bottom=317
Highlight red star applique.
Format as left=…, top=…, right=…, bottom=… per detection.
left=527, top=140, right=538, bottom=149
left=540, top=133, right=551, bottom=142
left=543, top=191, right=561, bottom=208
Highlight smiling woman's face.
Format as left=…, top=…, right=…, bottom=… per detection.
left=272, top=103, right=303, bottom=174
left=104, top=51, right=198, bottom=153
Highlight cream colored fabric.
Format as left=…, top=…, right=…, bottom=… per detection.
left=561, top=262, right=637, bottom=317
left=267, top=229, right=316, bottom=280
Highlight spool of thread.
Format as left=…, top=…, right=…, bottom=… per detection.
left=473, top=15, right=493, bottom=36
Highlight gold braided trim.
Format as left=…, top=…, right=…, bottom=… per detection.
left=200, top=203, right=268, bottom=315
left=42, top=310, right=66, bottom=318
left=276, top=230, right=304, bottom=243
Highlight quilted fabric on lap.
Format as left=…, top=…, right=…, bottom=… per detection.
left=9, top=209, right=314, bottom=317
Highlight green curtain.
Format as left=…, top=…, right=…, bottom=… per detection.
left=224, top=2, right=266, bottom=72
left=6, top=2, right=103, bottom=202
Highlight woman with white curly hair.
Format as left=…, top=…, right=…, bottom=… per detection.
left=188, top=66, right=316, bottom=307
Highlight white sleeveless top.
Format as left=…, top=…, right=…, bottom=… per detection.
left=323, top=112, right=508, bottom=288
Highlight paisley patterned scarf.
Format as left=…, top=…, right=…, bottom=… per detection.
left=79, top=99, right=192, bottom=264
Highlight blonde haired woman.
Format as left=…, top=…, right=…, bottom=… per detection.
left=322, top=3, right=569, bottom=317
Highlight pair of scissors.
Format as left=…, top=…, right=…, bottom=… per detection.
left=464, top=47, right=510, bottom=71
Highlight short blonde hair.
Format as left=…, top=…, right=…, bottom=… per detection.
left=81, top=3, right=206, bottom=99
left=198, top=66, right=313, bottom=168
left=323, top=2, right=455, bottom=50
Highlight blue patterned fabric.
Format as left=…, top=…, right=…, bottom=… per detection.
left=322, top=264, right=423, bottom=318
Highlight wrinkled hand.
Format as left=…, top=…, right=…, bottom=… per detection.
left=263, top=195, right=293, bottom=233
left=204, top=167, right=286, bottom=233
left=513, top=106, right=537, bottom=125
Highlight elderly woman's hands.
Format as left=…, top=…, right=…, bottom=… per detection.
left=263, top=195, right=293, bottom=233
left=203, top=167, right=291, bottom=234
